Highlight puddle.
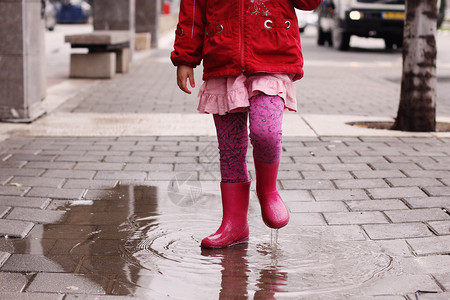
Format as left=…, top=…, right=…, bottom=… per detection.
left=22, top=184, right=393, bottom=298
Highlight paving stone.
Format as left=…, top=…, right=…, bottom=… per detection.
left=289, top=201, right=348, bottom=213
left=405, top=292, right=450, bottom=300
left=0, top=254, right=79, bottom=272
left=291, top=156, right=341, bottom=164
left=278, top=190, right=315, bottom=202
left=124, top=163, right=173, bottom=172
left=433, top=273, right=450, bottom=291
left=42, top=169, right=96, bottom=179
left=24, top=161, right=76, bottom=169
left=403, top=170, right=450, bottom=178
left=280, top=179, right=334, bottom=190
left=346, top=199, right=408, bottom=211
left=404, top=196, right=450, bottom=209
left=384, top=208, right=450, bottom=223
left=398, top=255, right=450, bottom=274
left=27, top=273, right=107, bottom=294
left=359, top=275, right=440, bottom=295
left=352, top=170, right=406, bottom=179
left=25, top=187, right=85, bottom=200
left=8, top=176, right=65, bottom=188
left=0, top=168, right=44, bottom=177
left=0, top=292, right=64, bottom=300
left=322, top=163, right=372, bottom=171
left=301, top=171, right=353, bottom=180
left=369, top=162, right=422, bottom=170
left=0, top=185, right=29, bottom=197
left=0, top=219, right=34, bottom=238
left=63, top=179, right=118, bottom=189
left=28, top=224, right=96, bottom=240
left=407, top=235, right=450, bottom=255
left=0, top=238, right=56, bottom=255
left=367, top=187, right=427, bottom=199
left=94, top=171, right=147, bottom=181
left=427, top=221, right=450, bottom=235
left=373, top=240, right=414, bottom=257
left=55, top=155, right=105, bottom=162
left=0, top=196, right=50, bottom=209
left=74, top=162, right=125, bottom=171
left=297, top=225, right=366, bottom=241
left=324, top=211, right=388, bottom=225
left=0, top=272, right=27, bottom=292
left=423, top=186, right=450, bottom=197
left=312, top=189, right=369, bottom=201
left=289, top=212, right=326, bottom=225
left=103, top=155, right=149, bottom=163
left=6, top=207, right=67, bottom=224
left=363, top=223, right=432, bottom=240
left=386, top=177, right=444, bottom=188
left=334, top=179, right=389, bottom=189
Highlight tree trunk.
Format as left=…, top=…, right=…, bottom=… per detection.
left=392, top=0, right=437, bottom=132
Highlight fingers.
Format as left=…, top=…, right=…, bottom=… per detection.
left=177, top=66, right=195, bottom=94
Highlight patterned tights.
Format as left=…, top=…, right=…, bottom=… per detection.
left=213, top=94, right=284, bottom=183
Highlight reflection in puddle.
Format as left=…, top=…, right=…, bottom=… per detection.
left=34, top=184, right=393, bottom=298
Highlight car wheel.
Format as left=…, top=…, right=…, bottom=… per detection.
left=317, top=27, right=326, bottom=46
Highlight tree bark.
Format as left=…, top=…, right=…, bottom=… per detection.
left=392, top=0, right=437, bottom=132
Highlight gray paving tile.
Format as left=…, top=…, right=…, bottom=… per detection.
left=8, top=176, right=65, bottom=188
left=6, top=207, right=67, bottom=224
left=405, top=196, right=450, bottom=209
left=301, top=171, right=353, bottom=180
left=280, top=179, right=334, bottom=190
left=398, top=255, right=450, bottom=274
left=334, top=179, right=389, bottom=189
left=27, top=273, right=107, bottom=294
left=367, top=187, right=427, bottom=199
left=427, top=221, right=450, bottom=235
left=424, top=186, right=450, bottom=196
left=0, top=196, right=50, bottom=209
left=312, top=189, right=369, bottom=201
left=384, top=208, right=450, bottom=223
left=359, top=275, right=440, bottom=295
left=289, top=201, right=348, bottom=213
left=0, top=254, right=78, bottom=272
left=363, top=223, right=433, bottom=240
left=278, top=190, right=315, bottom=202
left=0, top=272, right=27, bottom=292
left=0, top=219, right=34, bottom=238
left=0, top=292, right=64, bottom=300
left=324, top=211, right=388, bottom=225
left=289, top=212, right=326, bottom=225
left=25, top=187, right=85, bottom=200
left=407, top=235, right=450, bottom=255
left=386, top=177, right=444, bottom=187
left=346, top=199, right=408, bottom=211
left=433, top=273, right=450, bottom=291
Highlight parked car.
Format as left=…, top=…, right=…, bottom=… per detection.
left=44, top=0, right=57, bottom=31
left=295, top=9, right=318, bottom=32
left=317, top=0, right=445, bottom=51
left=56, top=0, right=91, bottom=24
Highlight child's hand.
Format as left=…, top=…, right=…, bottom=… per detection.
left=177, top=65, right=195, bottom=94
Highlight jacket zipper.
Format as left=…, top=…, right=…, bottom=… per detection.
left=239, top=0, right=245, bottom=73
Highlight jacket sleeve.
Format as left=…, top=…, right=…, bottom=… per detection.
left=170, top=0, right=206, bottom=68
left=291, top=0, right=323, bottom=11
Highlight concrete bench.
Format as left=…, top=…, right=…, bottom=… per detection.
left=65, top=31, right=131, bottom=79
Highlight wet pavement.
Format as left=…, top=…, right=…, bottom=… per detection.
left=0, top=25, right=450, bottom=299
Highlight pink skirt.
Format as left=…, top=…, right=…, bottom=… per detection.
left=197, top=73, right=297, bottom=115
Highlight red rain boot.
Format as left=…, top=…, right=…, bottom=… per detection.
left=201, top=181, right=251, bottom=249
left=254, top=160, right=289, bottom=229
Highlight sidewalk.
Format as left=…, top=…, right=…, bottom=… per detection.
left=0, top=25, right=449, bottom=299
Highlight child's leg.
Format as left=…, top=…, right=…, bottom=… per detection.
left=201, top=112, right=250, bottom=249
left=213, top=112, right=249, bottom=183
left=249, top=94, right=289, bottom=229
left=248, top=94, right=284, bottom=163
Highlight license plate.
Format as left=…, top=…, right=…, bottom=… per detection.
left=382, top=12, right=405, bottom=20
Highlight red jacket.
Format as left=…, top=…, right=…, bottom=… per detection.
left=171, top=0, right=322, bottom=80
